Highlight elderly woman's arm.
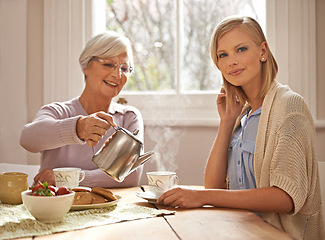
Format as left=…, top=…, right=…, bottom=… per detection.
left=20, top=105, right=84, bottom=153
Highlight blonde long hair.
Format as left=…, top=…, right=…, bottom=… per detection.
left=210, top=16, right=278, bottom=110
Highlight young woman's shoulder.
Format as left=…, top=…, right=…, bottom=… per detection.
left=273, top=83, right=311, bottom=117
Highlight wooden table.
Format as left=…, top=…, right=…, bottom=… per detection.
left=18, top=186, right=292, bottom=240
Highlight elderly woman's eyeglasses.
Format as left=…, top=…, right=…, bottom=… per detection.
left=91, top=57, right=133, bottom=76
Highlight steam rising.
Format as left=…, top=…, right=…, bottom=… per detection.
left=146, top=126, right=184, bottom=172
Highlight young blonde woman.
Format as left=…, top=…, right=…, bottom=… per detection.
left=157, top=16, right=325, bottom=239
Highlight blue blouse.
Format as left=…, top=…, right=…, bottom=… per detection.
left=228, top=106, right=261, bottom=190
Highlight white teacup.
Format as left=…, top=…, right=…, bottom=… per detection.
left=146, top=171, right=178, bottom=198
left=53, top=167, right=85, bottom=189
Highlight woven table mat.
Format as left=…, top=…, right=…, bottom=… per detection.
left=0, top=202, right=174, bottom=240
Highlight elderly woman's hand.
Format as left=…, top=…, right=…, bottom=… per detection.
left=33, top=169, right=55, bottom=186
left=76, top=111, right=116, bottom=147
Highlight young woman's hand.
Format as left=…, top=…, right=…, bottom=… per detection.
left=157, top=187, right=205, bottom=208
left=76, top=111, right=116, bottom=147
left=217, top=87, right=243, bottom=124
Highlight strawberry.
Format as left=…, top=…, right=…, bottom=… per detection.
left=57, top=186, right=72, bottom=195
left=48, top=185, right=58, bottom=195
left=31, top=182, right=54, bottom=196
left=31, top=183, right=45, bottom=193
left=31, top=182, right=71, bottom=196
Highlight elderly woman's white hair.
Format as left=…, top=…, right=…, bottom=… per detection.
left=79, top=31, right=133, bottom=73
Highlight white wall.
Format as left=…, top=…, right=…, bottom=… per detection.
left=0, top=0, right=28, bottom=165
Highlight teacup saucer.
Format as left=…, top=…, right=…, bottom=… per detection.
left=135, top=191, right=158, bottom=204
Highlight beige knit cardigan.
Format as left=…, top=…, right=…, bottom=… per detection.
left=233, top=81, right=325, bottom=240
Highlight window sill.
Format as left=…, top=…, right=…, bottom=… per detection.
left=115, top=93, right=325, bottom=129
left=144, top=117, right=220, bottom=127
left=144, top=116, right=325, bottom=129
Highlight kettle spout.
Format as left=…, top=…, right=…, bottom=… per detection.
left=130, top=151, right=156, bottom=173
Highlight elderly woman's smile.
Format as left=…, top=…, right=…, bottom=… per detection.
left=103, top=80, right=118, bottom=87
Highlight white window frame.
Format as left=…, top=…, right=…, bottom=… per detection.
left=43, top=0, right=321, bottom=127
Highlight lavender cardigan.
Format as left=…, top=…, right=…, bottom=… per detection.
left=20, top=98, right=144, bottom=188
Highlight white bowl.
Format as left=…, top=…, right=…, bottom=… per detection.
left=21, top=190, right=75, bottom=223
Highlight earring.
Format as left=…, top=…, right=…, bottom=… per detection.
left=261, top=57, right=265, bottom=62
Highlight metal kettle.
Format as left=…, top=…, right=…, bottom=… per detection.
left=92, top=126, right=155, bottom=182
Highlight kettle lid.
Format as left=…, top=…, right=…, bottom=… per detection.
left=117, top=127, right=142, bottom=144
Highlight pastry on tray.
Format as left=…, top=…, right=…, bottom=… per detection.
left=72, top=187, right=117, bottom=205
left=91, top=187, right=117, bottom=201
left=71, top=187, right=91, bottom=193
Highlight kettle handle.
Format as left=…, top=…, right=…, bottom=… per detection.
left=92, top=146, right=95, bottom=156
left=91, top=124, right=119, bottom=156
left=91, top=125, right=140, bottom=156
left=111, top=124, right=118, bottom=131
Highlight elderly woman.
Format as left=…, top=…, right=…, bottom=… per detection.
left=20, top=31, right=143, bottom=188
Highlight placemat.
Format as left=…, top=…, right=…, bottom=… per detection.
left=0, top=202, right=174, bottom=240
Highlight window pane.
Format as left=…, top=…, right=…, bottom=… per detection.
left=106, top=0, right=264, bottom=92
left=106, top=0, right=176, bottom=92
left=182, top=0, right=262, bottom=91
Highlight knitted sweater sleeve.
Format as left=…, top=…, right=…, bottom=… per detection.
left=20, top=102, right=84, bottom=153
left=257, top=83, right=324, bottom=240
left=269, top=98, right=315, bottom=214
